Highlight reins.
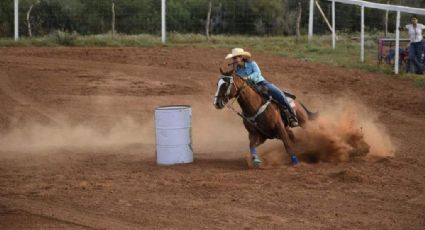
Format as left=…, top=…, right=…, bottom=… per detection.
left=224, top=75, right=274, bottom=139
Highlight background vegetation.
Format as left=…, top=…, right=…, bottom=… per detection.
left=0, top=0, right=424, bottom=38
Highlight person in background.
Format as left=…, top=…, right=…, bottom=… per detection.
left=400, top=15, right=425, bottom=74
left=225, top=48, right=299, bottom=127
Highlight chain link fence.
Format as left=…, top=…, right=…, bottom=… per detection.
left=0, top=0, right=424, bottom=39
left=0, top=0, right=347, bottom=39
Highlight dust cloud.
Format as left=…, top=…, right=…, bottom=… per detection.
left=0, top=98, right=248, bottom=157
left=0, top=98, right=395, bottom=164
left=0, top=116, right=154, bottom=153
left=191, top=101, right=248, bottom=155
left=260, top=98, right=395, bottom=164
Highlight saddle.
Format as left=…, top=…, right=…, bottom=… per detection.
left=252, top=84, right=297, bottom=126
left=254, top=84, right=296, bottom=100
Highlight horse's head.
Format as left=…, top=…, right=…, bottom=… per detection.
left=213, top=76, right=238, bottom=109
left=219, top=65, right=235, bottom=76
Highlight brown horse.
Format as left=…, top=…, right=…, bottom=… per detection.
left=213, top=70, right=318, bottom=167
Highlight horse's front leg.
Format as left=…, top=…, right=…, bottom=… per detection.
left=277, top=121, right=300, bottom=166
left=248, top=132, right=266, bottom=167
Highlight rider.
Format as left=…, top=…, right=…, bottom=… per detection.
left=225, top=48, right=299, bottom=127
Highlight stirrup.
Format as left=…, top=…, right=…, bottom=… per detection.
left=289, top=120, right=299, bottom=128
left=289, top=117, right=299, bottom=127
left=281, top=108, right=298, bottom=127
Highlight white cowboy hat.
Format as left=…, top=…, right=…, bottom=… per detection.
left=225, top=48, right=251, bottom=59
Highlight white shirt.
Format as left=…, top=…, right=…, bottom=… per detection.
left=405, top=23, right=425, bottom=43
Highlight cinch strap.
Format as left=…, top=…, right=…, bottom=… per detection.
left=245, top=97, right=272, bottom=123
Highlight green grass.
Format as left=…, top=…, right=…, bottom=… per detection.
left=1, top=32, right=424, bottom=87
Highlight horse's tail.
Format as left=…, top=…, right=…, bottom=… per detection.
left=300, top=103, right=319, bottom=120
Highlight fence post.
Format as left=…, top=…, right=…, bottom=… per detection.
left=14, top=0, right=19, bottom=41
left=308, top=0, right=314, bottom=41
left=360, top=5, right=364, bottom=62
left=395, top=11, right=400, bottom=74
left=161, top=0, right=166, bottom=43
left=332, top=0, right=335, bottom=49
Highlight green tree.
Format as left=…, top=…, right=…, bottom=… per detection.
left=0, top=0, right=13, bottom=37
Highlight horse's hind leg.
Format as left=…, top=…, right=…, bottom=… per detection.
left=248, top=132, right=266, bottom=167
left=286, top=127, right=296, bottom=142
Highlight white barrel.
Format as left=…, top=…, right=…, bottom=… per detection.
left=155, top=105, right=193, bottom=165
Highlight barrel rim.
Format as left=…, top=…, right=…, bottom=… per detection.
left=155, top=105, right=191, bottom=110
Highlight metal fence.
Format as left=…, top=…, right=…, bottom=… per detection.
left=1, top=0, right=424, bottom=40
left=1, top=0, right=347, bottom=39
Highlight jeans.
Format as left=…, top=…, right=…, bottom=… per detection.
left=258, top=81, right=295, bottom=115
left=408, top=41, right=424, bottom=73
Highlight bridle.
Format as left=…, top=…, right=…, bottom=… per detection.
left=216, top=75, right=248, bottom=103
left=215, top=75, right=273, bottom=139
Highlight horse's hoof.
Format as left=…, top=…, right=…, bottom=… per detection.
left=290, top=155, right=300, bottom=166
left=253, top=157, right=262, bottom=167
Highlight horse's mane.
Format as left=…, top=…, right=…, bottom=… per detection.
left=219, top=67, right=262, bottom=96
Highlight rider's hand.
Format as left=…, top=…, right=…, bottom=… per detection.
left=242, top=77, right=248, bottom=80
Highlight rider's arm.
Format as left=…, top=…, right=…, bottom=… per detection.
left=247, top=61, right=262, bottom=83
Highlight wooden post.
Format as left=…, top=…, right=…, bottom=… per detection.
left=206, top=1, right=212, bottom=40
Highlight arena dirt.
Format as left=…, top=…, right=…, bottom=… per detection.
left=0, top=47, right=424, bottom=229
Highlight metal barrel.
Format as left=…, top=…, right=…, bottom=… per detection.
left=154, top=105, right=193, bottom=165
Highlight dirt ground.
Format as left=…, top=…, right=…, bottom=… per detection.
left=0, top=47, right=424, bottom=229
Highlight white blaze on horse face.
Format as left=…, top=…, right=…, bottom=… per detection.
left=213, top=78, right=227, bottom=107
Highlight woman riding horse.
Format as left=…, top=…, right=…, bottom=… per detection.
left=225, top=48, right=299, bottom=127
left=214, top=48, right=318, bottom=167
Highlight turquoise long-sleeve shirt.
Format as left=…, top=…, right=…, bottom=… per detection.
left=235, top=60, right=265, bottom=84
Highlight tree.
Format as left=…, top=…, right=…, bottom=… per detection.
left=112, top=0, right=115, bottom=36
left=206, top=1, right=212, bottom=39
left=296, top=0, right=302, bottom=41
left=24, top=0, right=41, bottom=37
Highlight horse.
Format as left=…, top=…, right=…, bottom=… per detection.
left=213, top=68, right=318, bottom=167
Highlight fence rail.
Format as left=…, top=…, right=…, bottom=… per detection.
left=1, top=0, right=424, bottom=40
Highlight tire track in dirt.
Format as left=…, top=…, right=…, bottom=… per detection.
left=0, top=198, right=141, bottom=230
left=0, top=69, right=60, bottom=125
left=0, top=54, right=215, bottom=80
